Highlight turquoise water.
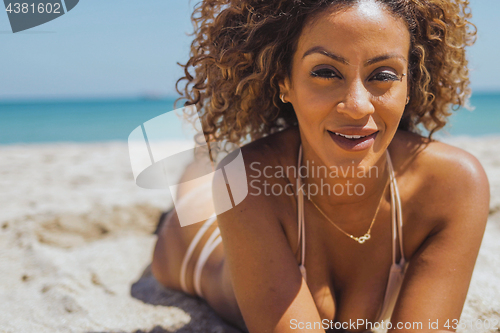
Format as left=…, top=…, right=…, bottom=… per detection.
left=441, top=93, right=500, bottom=137
left=0, top=93, right=498, bottom=144
left=0, top=98, right=180, bottom=144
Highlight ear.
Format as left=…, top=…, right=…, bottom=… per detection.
left=278, top=75, right=292, bottom=102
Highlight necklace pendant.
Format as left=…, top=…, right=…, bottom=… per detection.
left=357, top=233, right=371, bottom=244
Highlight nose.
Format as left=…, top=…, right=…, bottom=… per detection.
left=336, top=79, right=375, bottom=119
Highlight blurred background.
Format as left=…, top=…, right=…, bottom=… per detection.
left=0, top=0, right=499, bottom=144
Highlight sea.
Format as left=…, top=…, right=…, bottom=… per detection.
left=0, top=93, right=499, bottom=145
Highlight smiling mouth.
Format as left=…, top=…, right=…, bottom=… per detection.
left=329, top=130, right=379, bottom=140
left=327, top=130, right=379, bottom=151
left=332, top=132, right=370, bottom=140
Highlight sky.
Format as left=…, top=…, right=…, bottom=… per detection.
left=0, top=0, right=499, bottom=101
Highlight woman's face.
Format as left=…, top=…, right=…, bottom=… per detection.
left=280, top=1, right=410, bottom=169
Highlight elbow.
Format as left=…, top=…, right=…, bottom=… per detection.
left=151, top=227, right=170, bottom=288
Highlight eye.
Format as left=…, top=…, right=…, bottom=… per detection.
left=310, top=67, right=341, bottom=80
left=370, top=71, right=400, bottom=82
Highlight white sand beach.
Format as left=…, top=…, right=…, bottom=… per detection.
left=0, top=137, right=499, bottom=333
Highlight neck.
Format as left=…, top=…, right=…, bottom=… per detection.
left=298, top=143, right=391, bottom=208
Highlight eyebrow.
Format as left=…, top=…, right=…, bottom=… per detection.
left=364, top=54, right=407, bottom=65
left=302, top=46, right=407, bottom=66
left=302, top=46, right=350, bottom=65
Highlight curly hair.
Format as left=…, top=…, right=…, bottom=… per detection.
left=176, top=0, right=476, bottom=148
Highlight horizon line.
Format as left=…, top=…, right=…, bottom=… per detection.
left=1, top=90, right=499, bottom=104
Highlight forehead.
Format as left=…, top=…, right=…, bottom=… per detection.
left=297, top=1, right=410, bottom=62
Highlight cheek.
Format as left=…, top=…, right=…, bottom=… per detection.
left=291, top=79, right=342, bottom=125
left=295, top=97, right=336, bottom=134
left=291, top=85, right=327, bottom=125
left=372, top=94, right=406, bottom=128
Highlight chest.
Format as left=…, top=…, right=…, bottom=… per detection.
left=307, top=213, right=398, bottom=329
left=282, top=199, right=417, bottom=332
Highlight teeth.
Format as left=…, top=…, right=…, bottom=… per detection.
left=335, top=133, right=366, bottom=139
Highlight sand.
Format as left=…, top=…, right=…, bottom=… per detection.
left=0, top=137, right=499, bottom=333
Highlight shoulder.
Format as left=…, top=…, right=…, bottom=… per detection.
left=216, top=125, right=301, bottom=189
left=213, top=126, right=300, bottom=222
left=389, top=133, right=490, bottom=325
left=394, top=130, right=489, bottom=195
left=211, top=129, right=323, bottom=332
left=241, top=125, right=301, bottom=169
left=392, top=130, right=490, bottom=231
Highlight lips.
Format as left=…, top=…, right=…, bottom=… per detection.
left=333, top=132, right=370, bottom=140
left=328, top=129, right=379, bottom=151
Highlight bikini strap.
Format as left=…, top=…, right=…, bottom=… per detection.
left=297, top=144, right=307, bottom=282
left=179, top=214, right=218, bottom=297
left=193, top=225, right=222, bottom=298
left=386, top=151, right=406, bottom=265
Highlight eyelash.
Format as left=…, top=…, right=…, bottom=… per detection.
left=310, top=68, right=340, bottom=79
left=372, top=72, right=400, bottom=82
left=310, top=68, right=400, bottom=82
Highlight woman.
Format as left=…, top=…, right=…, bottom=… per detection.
left=151, top=0, right=490, bottom=332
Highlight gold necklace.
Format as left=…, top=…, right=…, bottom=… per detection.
left=308, top=176, right=390, bottom=244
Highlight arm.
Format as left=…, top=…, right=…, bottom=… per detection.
left=214, top=148, right=325, bottom=333
left=388, top=148, right=490, bottom=332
